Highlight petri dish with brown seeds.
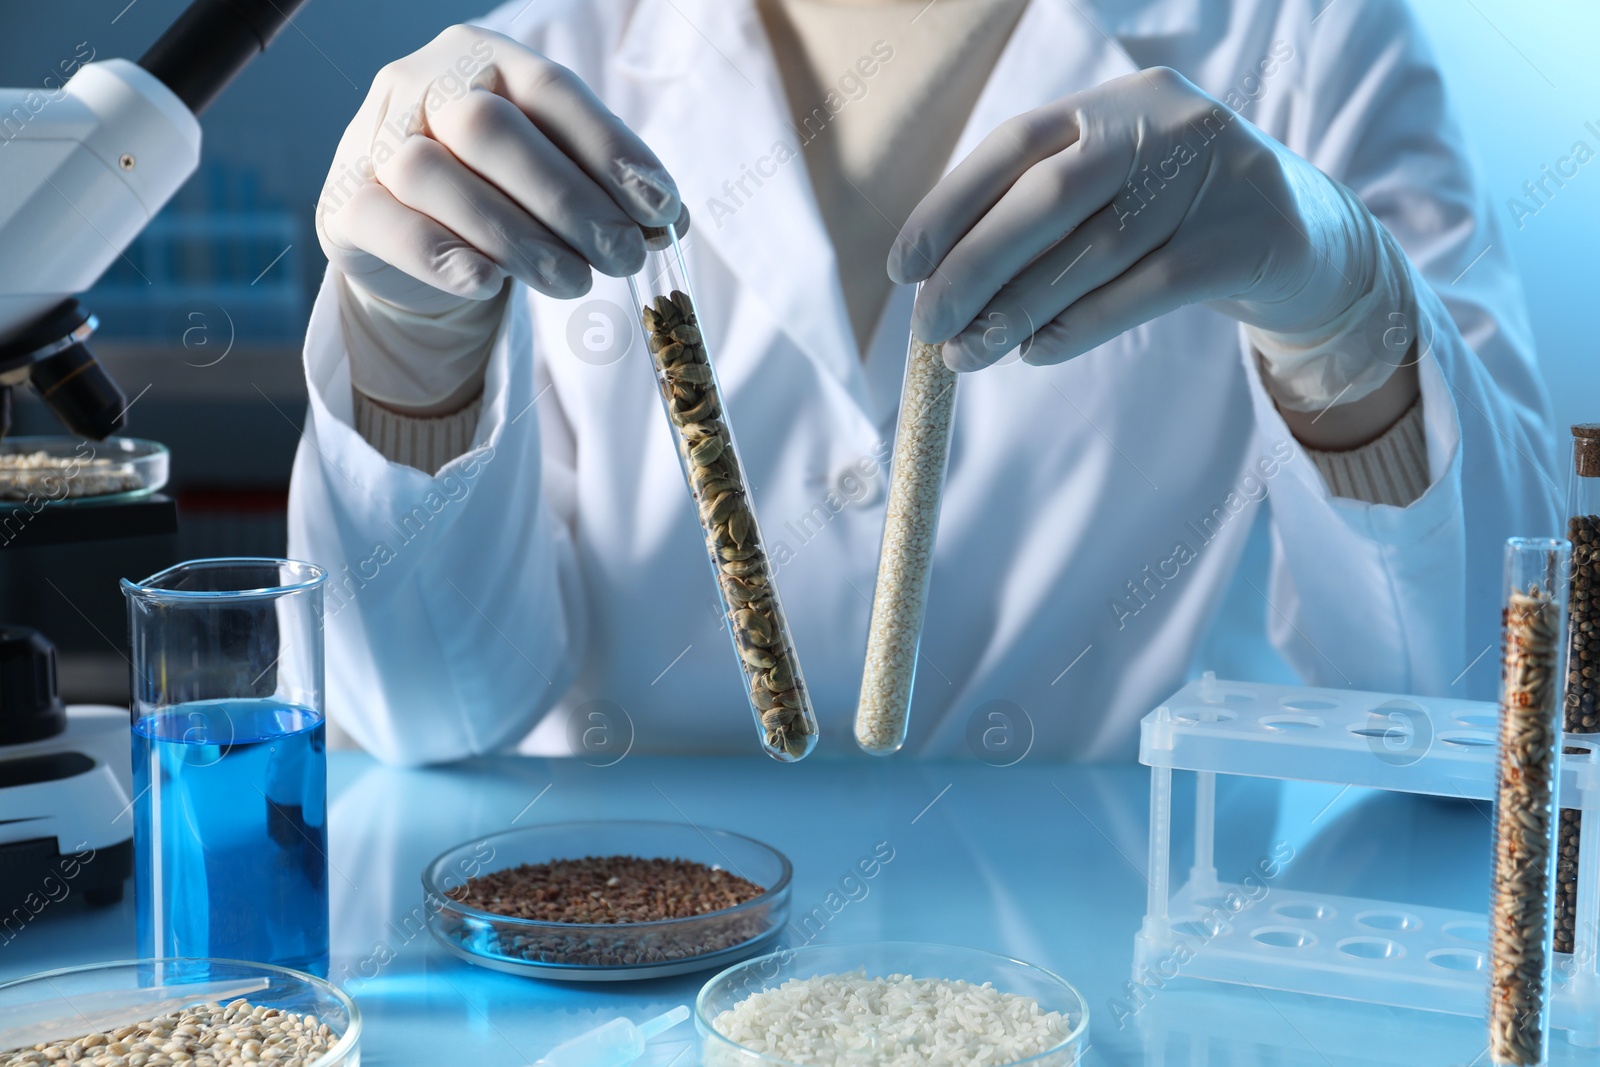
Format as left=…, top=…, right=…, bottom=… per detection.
left=422, top=820, right=791, bottom=982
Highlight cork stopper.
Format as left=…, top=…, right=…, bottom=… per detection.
left=1574, top=424, right=1600, bottom=478
left=640, top=225, right=672, bottom=252
left=639, top=205, right=693, bottom=253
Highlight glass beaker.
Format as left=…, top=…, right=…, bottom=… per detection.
left=123, top=558, right=329, bottom=977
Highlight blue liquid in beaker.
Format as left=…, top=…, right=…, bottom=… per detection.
left=134, top=699, right=329, bottom=976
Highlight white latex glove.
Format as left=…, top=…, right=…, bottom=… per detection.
left=890, top=67, right=1412, bottom=410
left=315, top=26, right=681, bottom=407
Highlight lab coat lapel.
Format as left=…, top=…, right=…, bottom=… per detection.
left=612, top=0, right=1147, bottom=420
left=857, top=0, right=1147, bottom=428
left=945, top=0, right=1145, bottom=168
left=1078, top=0, right=1203, bottom=38
left=615, top=0, right=863, bottom=397
left=910, top=0, right=1151, bottom=739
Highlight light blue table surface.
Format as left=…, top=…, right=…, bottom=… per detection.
left=3, top=752, right=1585, bottom=1066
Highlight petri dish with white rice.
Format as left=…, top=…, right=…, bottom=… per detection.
left=0, top=436, right=168, bottom=504
left=696, top=942, right=1088, bottom=1066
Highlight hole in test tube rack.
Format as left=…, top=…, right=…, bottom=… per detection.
left=1442, top=920, right=1488, bottom=944
left=1281, top=699, right=1339, bottom=711
left=1273, top=901, right=1336, bottom=922
left=1438, top=734, right=1496, bottom=748
left=1339, top=937, right=1405, bottom=960
left=1253, top=927, right=1317, bottom=949
left=1173, top=706, right=1239, bottom=724
left=1564, top=742, right=1596, bottom=757
left=1427, top=949, right=1485, bottom=972
left=1355, top=910, right=1422, bottom=933
left=1455, top=712, right=1497, bottom=727
left=1349, top=724, right=1414, bottom=740
left=1172, top=920, right=1224, bottom=939
left=1260, top=716, right=1324, bottom=731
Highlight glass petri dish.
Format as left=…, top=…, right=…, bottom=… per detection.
left=422, top=820, right=792, bottom=982
left=697, top=942, right=1089, bottom=1066
left=0, top=958, right=358, bottom=1066
left=0, top=436, right=169, bottom=507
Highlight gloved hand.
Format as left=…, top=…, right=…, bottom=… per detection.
left=315, top=26, right=681, bottom=410
left=889, top=67, right=1414, bottom=411
left=319, top=24, right=679, bottom=310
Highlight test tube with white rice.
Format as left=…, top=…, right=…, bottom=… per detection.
left=855, top=327, right=959, bottom=755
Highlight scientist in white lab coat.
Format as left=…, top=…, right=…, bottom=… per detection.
left=290, top=0, right=1556, bottom=766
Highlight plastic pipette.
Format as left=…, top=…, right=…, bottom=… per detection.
left=531, top=1005, right=689, bottom=1067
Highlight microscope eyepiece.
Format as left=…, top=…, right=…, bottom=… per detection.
left=138, top=0, right=313, bottom=115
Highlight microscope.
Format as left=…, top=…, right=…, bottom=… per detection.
left=0, top=0, right=311, bottom=915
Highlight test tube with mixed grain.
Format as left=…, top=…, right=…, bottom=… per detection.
left=1488, top=538, right=1570, bottom=1066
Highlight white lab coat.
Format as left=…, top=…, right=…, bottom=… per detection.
left=288, top=0, right=1557, bottom=766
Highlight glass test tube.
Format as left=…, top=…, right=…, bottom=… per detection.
left=1557, top=424, right=1600, bottom=954
left=123, top=558, right=329, bottom=977
left=627, top=226, right=817, bottom=762
left=1488, top=538, right=1570, bottom=1067
left=855, top=328, right=958, bottom=755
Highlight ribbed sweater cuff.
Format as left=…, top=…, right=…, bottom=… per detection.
left=352, top=387, right=482, bottom=474
left=1305, top=398, right=1429, bottom=507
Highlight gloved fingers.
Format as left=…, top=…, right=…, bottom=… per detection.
left=380, top=135, right=591, bottom=298
left=425, top=89, right=647, bottom=277
left=323, top=180, right=507, bottom=303
left=481, top=31, right=681, bottom=227
left=941, top=196, right=1177, bottom=371
left=1021, top=241, right=1221, bottom=366
left=910, top=139, right=1131, bottom=344
left=888, top=101, right=1083, bottom=285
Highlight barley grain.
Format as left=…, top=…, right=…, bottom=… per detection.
left=0, top=1002, right=335, bottom=1067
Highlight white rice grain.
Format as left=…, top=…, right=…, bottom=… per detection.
left=708, top=971, right=1077, bottom=1066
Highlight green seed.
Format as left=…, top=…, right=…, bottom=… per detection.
left=728, top=507, right=752, bottom=546
left=669, top=362, right=713, bottom=385
left=739, top=644, right=777, bottom=670
left=702, top=489, right=739, bottom=525
left=689, top=434, right=726, bottom=467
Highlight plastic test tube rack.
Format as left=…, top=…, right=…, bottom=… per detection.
left=1135, top=674, right=1600, bottom=1045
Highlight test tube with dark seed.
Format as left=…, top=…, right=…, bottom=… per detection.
left=1488, top=537, right=1570, bottom=1067
left=1557, top=424, right=1600, bottom=955
left=627, top=223, right=818, bottom=762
